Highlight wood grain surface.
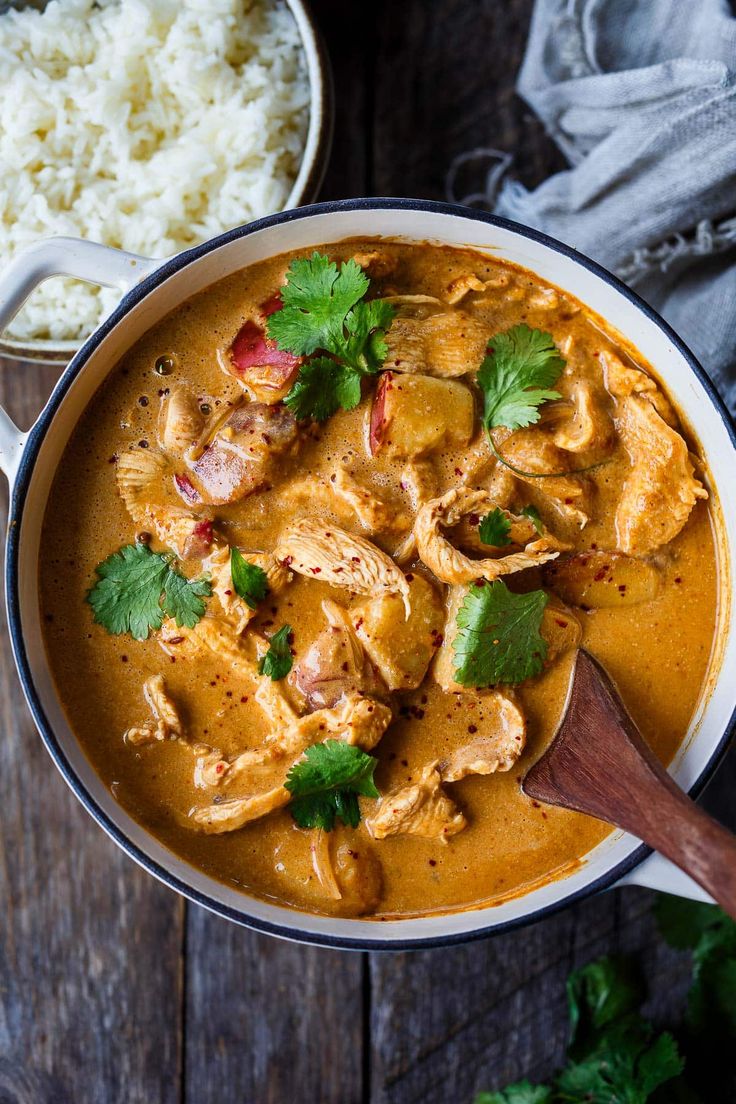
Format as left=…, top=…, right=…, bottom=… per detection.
left=0, top=2, right=733, bottom=1102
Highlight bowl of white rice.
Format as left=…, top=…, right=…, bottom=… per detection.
left=0, top=0, right=331, bottom=362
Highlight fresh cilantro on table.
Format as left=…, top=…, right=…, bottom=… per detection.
left=452, top=580, right=548, bottom=687
left=284, top=740, right=380, bottom=831
left=475, top=1084, right=552, bottom=1104
left=87, top=542, right=210, bottom=642
left=258, top=624, right=294, bottom=681
left=478, top=507, right=512, bottom=547
left=520, top=504, right=544, bottom=535
left=474, top=951, right=684, bottom=1104
left=656, top=895, right=736, bottom=1039
left=230, top=547, right=269, bottom=610
left=266, top=252, right=395, bottom=422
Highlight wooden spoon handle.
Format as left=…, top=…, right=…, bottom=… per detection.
left=523, top=650, right=736, bottom=918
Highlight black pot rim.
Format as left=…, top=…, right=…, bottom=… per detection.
left=6, top=197, right=736, bottom=951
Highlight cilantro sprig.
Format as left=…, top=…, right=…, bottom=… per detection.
left=87, top=543, right=211, bottom=641
left=230, top=548, right=269, bottom=610
left=285, top=740, right=380, bottom=831
left=475, top=953, right=682, bottom=1104
left=478, top=508, right=512, bottom=547
left=477, top=324, right=605, bottom=479
left=452, top=579, right=548, bottom=687
left=478, top=324, right=564, bottom=434
left=266, top=253, right=395, bottom=422
left=258, top=624, right=294, bottom=681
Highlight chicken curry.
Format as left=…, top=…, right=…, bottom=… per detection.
left=40, top=240, right=719, bottom=919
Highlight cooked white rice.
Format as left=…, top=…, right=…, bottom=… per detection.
left=0, top=0, right=309, bottom=342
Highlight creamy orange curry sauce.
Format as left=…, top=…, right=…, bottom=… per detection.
left=40, top=240, right=719, bottom=919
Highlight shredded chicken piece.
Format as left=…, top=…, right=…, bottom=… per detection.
left=159, top=387, right=205, bottom=457
left=159, top=615, right=258, bottom=683
left=615, top=394, right=707, bottom=555
left=415, top=486, right=566, bottom=585
left=527, top=288, right=559, bottom=310
left=330, top=468, right=408, bottom=533
left=204, top=544, right=292, bottom=634
left=191, top=786, right=290, bottom=834
left=545, top=381, right=614, bottom=454
left=351, top=250, right=397, bottom=278
left=311, top=831, right=384, bottom=914
left=276, top=518, right=411, bottom=615
left=600, top=349, right=677, bottom=426
left=393, top=459, right=437, bottom=564
left=201, top=693, right=392, bottom=790
left=444, top=695, right=526, bottom=779
left=125, top=674, right=183, bottom=745
left=431, top=585, right=470, bottom=693
left=382, top=294, right=489, bottom=378
left=499, top=428, right=592, bottom=528
left=116, top=448, right=211, bottom=559
left=192, top=694, right=392, bottom=832
left=366, top=762, right=466, bottom=842
left=444, top=273, right=500, bottom=305
left=311, top=831, right=342, bottom=900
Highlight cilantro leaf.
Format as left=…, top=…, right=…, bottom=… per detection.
left=520, top=504, right=544, bottom=535
left=475, top=1084, right=552, bottom=1104
left=267, top=253, right=369, bottom=356
left=341, top=297, right=396, bottom=372
left=258, top=624, right=294, bottom=681
left=656, top=896, right=736, bottom=1039
left=230, top=548, right=269, bottom=610
left=557, top=1022, right=683, bottom=1103
left=477, top=324, right=564, bottom=432
left=87, top=543, right=210, bottom=642
left=453, top=580, right=548, bottom=687
left=567, top=957, right=645, bottom=1059
left=478, top=507, right=512, bottom=547
left=269, top=252, right=395, bottom=422
left=283, top=357, right=362, bottom=422
left=285, top=740, right=380, bottom=831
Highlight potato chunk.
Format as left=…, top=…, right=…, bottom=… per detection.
left=370, top=372, right=474, bottom=459
left=349, top=573, right=444, bottom=690
left=544, top=550, right=662, bottom=608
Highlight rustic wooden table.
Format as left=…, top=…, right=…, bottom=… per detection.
left=1, top=3, right=734, bottom=1101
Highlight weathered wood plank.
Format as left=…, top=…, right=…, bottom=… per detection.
left=184, top=910, right=365, bottom=1104
left=0, top=362, right=184, bottom=1104
left=372, top=0, right=564, bottom=201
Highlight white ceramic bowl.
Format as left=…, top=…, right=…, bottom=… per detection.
left=0, top=200, right=734, bottom=950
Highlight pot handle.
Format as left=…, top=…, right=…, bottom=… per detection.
left=615, top=851, right=715, bottom=904
left=0, top=237, right=159, bottom=481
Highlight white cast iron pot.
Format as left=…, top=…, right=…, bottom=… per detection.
left=0, top=200, right=734, bottom=950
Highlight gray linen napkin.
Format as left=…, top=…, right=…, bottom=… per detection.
left=451, top=0, right=736, bottom=413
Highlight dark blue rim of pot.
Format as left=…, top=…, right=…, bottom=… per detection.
left=6, top=198, right=736, bottom=951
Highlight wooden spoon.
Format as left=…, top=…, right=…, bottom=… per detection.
left=523, top=648, right=736, bottom=918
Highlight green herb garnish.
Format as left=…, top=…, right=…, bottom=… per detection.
left=452, top=580, right=548, bottom=687
left=258, top=624, right=294, bottom=681
left=284, top=740, right=380, bottom=831
left=478, top=507, right=512, bottom=547
left=87, top=543, right=210, bottom=642
left=475, top=953, right=683, bottom=1104
left=267, top=252, right=395, bottom=422
left=520, top=504, right=544, bottom=535
left=478, top=324, right=564, bottom=433
left=230, top=547, right=269, bottom=610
